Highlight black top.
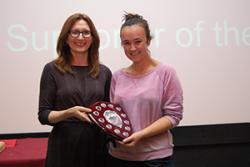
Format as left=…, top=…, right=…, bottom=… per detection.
left=38, top=61, right=112, bottom=167
left=38, top=61, right=112, bottom=125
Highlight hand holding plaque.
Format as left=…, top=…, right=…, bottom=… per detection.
left=88, top=101, right=133, bottom=141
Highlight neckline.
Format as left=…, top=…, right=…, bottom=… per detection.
left=71, top=65, right=89, bottom=68
left=121, top=63, right=162, bottom=78
left=71, top=65, right=90, bottom=71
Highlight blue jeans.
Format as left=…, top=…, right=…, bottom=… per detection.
left=107, top=154, right=174, bottom=167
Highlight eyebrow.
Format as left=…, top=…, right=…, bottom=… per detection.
left=71, top=28, right=90, bottom=31
left=122, top=37, right=143, bottom=42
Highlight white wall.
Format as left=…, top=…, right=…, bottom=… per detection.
left=1, top=0, right=250, bottom=134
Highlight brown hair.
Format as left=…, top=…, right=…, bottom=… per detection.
left=120, top=12, right=152, bottom=43
left=55, top=13, right=100, bottom=78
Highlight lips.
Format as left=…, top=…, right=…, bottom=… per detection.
left=75, top=42, right=86, bottom=47
left=129, top=51, right=139, bottom=57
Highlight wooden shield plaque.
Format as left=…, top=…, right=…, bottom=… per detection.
left=88, top=101, right=132, bottom=141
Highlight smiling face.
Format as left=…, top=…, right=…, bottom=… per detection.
left=67, top=19, right=92, bottom=55
left=121, top=25, right=150, bottom=63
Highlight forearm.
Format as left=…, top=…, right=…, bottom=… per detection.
left=48, top=109, right=71, bottom=124
left=48, top=106, right=92, bottom=124
left=121, top=116, right=173, bottom=146
left=140, top=117, right=173, bottom=139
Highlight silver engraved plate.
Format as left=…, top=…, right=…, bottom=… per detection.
left=95, top=106, right=102, bottom=111
left=100, top=103, right=107, bottom=108
left=98, top=118, right=105, bottom=123
left=93, top=111, right=99, bottom=116
left=103, top=110, right=123, bottom=128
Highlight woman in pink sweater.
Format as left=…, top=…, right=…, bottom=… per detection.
left=108, top=13, right=184, bottom=167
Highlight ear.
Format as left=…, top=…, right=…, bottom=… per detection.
left=147, top=39, right=151, bottom=46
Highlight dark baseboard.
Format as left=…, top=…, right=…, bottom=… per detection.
left=171, top=123, right=250, bottom=167
left=172, top=122, right=250, bottom=146
left=0, top=132, right=49, bottom=139
left=1, top=123, right=250, bottom=167
left=1, top=122, right=249, bottom=144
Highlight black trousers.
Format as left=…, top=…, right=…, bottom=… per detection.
left=107, top=154, right=174, bottom=167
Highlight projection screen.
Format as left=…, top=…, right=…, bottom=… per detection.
left=0, top=0, right=249, bottom=134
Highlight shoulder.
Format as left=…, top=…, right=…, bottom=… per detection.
left=43, top=61, right=56, bottom=71
left=106, top=68, right=123, bottom=82
left=112, top=68, right=124, bottom=77
left=100, top=64, right=112, bottom=75
left=99, top=64, right=112, bottom=81
left=40, top=61, right=59, bottom=82
left=154, top=63, right=180, bottom=83
left=100, top=64, right=111, bottom=71
left=158, top=63, right=175, bottom=72
left=41, top=61, right=60, bottom=77
left=156, top=63, right=177, bottom=76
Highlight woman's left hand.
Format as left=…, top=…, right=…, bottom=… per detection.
left=119, top=131, right=144, bottom=147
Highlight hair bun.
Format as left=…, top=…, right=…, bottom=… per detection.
left=123, top=12, right=143, bottom=22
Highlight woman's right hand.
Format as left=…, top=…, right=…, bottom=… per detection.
left=67, top=106, right=92, bottom=122
left=48, top=106, right=92, bottom=124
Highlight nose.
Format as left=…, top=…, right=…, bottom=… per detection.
left=77, top=33, right=85, bottom=39
left=129, top=44, right=136, bottom=51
